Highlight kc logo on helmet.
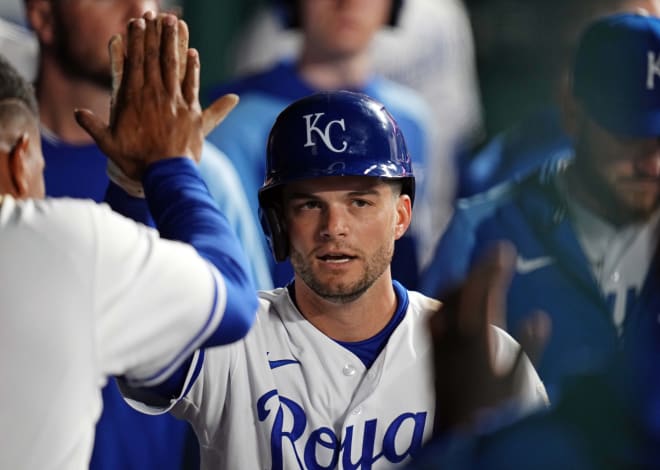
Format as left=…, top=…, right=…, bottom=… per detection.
left=647, top=51, right=660, bottom=89
left=303, top=113, right=348, bottom=153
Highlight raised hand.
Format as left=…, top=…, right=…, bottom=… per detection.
left=430, top=241, right=550, bottom=435
left=74, top=11, right=238, bottom=180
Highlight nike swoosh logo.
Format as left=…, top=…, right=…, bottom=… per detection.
left=516, top=255, right=554, bottom=274
left=268, top=359, right=301, bottom=370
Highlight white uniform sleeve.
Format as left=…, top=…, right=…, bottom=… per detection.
left=90, top=202, right=227, bottom=387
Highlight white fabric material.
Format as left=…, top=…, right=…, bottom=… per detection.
left=566, top=195, right=660, bottom=333
left=129, top=287, right=547, bottom=470
left=0, top=195, right=225, bottom=469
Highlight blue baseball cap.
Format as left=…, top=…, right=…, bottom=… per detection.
left=573, top=13, right=660, bottom=137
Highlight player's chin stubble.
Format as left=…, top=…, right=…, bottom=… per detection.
left=52, top=20, right=113, bottom=90
left=290, top=243, right=393, bottom=304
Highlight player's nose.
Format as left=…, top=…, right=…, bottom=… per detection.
left=320, top=205, right=349, bottom=239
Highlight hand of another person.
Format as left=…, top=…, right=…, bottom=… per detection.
left=430, top=241, right=550, bottom=436
left=74, top=11, right=238, bottom=180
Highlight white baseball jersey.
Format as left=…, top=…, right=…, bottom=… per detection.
left=128, top=286, right=547, bottom=469
left=0, top=195, right=226, bottom=470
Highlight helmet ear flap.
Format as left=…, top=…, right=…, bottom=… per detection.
left=259, top=204, right=289, bottom=262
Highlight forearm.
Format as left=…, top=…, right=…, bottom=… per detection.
left=143, top=157, right=258, bottom=345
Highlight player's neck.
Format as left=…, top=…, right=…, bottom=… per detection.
left=297, top=49, right=371, bottom=90
left=35, top=58, right=110, bottom=145
left=293, top=271, right=397, bottom=342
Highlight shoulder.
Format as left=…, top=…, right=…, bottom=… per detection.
left=0, top=196, right=130, bottom=255
left=257, top=287, right=294, bottom=315
left=207, top=61, right=297, bottom=102
left=452, top=165, right=560, bottom=229
left=199, top=141, right=239, bottom=178
left=456, top=179, right=520, bottom=219
left=206, top=92, right=288, bottom=144
left=370, top=78, right=433, bottom=123
left=1, top=196, right=101, bottom=228
left=407, top=290, right=442, bottom=316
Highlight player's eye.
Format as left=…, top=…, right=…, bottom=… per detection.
left=297, top=200, right=323, bottom=210
left=352, top=199, right=371, bottom=208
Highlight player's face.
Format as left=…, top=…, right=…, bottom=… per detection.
left=574, top=116, right=660, bottom=223
left=284, top=176, right=410, bottom=303
left=299, top=0, right=391, bottom=59
left=50, top=0, right=159, bottom=89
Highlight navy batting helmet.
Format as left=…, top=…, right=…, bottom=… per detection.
left=259, top=90, right=415, bottom=262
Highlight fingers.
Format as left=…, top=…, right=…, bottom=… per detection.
left=160, top=14, right=179, bottom=96
left=109, top=34, right=125, bottom=127
left=74, top=109, right=109, bottom=149
left=125, top=18, right=146, bottom=93
left=457, top=241, right=516, bottom=335
left=482, top=241, right=516, bottom=329
left=202, top=94, right=240, bottom=137
left=177, top=20, right=189, bottom=85
left=143, top=10, right=162, bottom=90
left=182, top=49, right=200, bottom=107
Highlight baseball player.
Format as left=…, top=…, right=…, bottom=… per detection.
left=117, top=90, right=548, bottom=469
left=0, top=14, right=257, bottom=469
left=421, top=13, right=660, bottom=402
left=24, top=2, right=273, bottom=468
left=205, top=0, right=434, bottom=290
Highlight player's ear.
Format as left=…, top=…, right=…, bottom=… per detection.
left=8, top=133, right=31, bottom=198
left=394, top=193, right=412, bottom=240
left=25, top=0, right=56, bottom=47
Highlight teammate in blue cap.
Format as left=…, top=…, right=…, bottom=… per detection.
left=117, top=90, right=548, bottom=470
left=421, top=12, right=660, bottom=402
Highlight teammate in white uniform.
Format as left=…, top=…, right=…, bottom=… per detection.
left=122, top=91, right=548, bottom=469
left=0, top=14, right=258, bottom=469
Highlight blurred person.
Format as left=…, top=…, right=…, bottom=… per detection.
left=115, top=90, right=547, bottom=469
left=457, top=0, right=660, bottom=197
left=23, top=1, right=271, bottom=469
left=421, top=13, right=660, bottom=404
left=206, top=0, right=435, bottom=290
left=25, top=0, right=271, bottom=284
left=408, top=242, right=660, bottom=470
left=0, top=13, right=258, bottom=468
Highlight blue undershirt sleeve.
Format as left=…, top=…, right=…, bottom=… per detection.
left=107, top=158, right=258, bottom=400
left=142, top=158, right=258, bottom=347
left=104, top=181, right=155, bottom=227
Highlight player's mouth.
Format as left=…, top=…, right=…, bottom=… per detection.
left=317, top=252, right=357, bottom=264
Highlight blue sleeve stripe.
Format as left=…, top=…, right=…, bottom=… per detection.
left=125, top=264, right=225, bottom=388
left=182, top=349, right=205, bottom=398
